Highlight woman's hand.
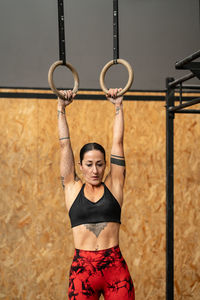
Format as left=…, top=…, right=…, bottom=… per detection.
left=106, top=88, right=123, bottom=105
left=57, top=90, right=76, bottom=108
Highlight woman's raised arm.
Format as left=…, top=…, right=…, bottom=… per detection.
left=57, top=90, right=80, bottom=189
left=105, top=88, right=126, bottom=191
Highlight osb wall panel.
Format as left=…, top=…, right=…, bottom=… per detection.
left=174, top=111, right=200, bottom=299
left=0, top=93, right=200, bottom=300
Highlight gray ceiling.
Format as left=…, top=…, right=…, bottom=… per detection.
left=0, top=0, right=199, bottom=90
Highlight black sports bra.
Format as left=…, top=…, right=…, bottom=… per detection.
left=69, top=182, right=121, bottom=228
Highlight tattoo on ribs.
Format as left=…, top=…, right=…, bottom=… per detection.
left=84, top=223, right=108, bottom=238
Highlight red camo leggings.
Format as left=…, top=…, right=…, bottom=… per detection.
left=68, top=245, right=135, bottom=299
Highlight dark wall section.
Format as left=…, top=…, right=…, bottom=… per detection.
left=0, top=0, right=199, bottom=90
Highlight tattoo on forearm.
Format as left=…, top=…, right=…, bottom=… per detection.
left=60, top=176, right=65, bottom=189
left=59, top=137, right=70, bottom=140
left=84, top=223, right=107, bottom=238
left=57, top=110, right=65, bottom=119
left=111, top=154, right=125, bottom=159
left=110, top=154, right=125, bottom=167
left=115, top=106, right=121, bottom=115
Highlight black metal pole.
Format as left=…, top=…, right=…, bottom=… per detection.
left=168, top=73, right=195, bottom=88
left=175, top=49, right=200, bottom=69
left=57, top=0, right=66, bottom=64
left=166, top=77, right=175, bottom=300
left=174, top=110, right=200, bottom=114
left=113, top=0, right=119, bottom=63
left=168, top=97, right=200, bottom=112
left=180, top=85, right=200, bottom=90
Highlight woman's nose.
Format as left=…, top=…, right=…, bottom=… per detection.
left=92, top=165, right=98, bottom=173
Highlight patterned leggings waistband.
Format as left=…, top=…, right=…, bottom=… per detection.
left=74, top=245, right=122, bottom=261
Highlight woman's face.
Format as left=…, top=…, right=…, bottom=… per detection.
left=80, top=150, right=106, bottom=185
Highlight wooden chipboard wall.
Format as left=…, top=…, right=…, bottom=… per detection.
left=0, top=90, right=200, bottom=299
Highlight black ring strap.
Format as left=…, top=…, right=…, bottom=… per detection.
left=57, top=0, right=66, bottom=64
left=113, top=0, right=119, bottom=64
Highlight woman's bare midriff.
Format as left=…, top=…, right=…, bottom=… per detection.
left=72, top=222, right=120, bottom=251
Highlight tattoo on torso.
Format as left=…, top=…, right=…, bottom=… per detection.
left=84, top=222, right=108, bottom=238
left=95, top=245, right=99, bottom=251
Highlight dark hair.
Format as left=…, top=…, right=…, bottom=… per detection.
left=80, top=143, right=106, bottom=164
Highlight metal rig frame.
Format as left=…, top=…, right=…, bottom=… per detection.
left=165, top=49, right=200, bottom=300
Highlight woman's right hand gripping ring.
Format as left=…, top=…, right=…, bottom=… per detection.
left=48, top=60, right=79, bottom=100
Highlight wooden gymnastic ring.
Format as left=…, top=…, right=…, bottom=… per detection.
left=48, top=60, right=79, bottom=100
left=99, top=59, right=134, bottom=97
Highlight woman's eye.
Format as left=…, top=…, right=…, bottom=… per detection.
left=97, top=164, right=103, bottom=167
left=86, top=164, right=92, bottom=167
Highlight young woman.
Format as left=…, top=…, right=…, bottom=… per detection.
left=57, top=88, right=135, bottom=299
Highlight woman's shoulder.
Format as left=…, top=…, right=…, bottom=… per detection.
left=64, top=180, right=83, bottom=208
left=104, top=177, right=123, bottom=205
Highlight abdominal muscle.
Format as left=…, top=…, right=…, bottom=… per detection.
left=72, top=222, right=120, bottom=251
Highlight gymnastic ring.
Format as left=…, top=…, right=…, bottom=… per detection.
left=48, top=60, right=79, bottom=100
left=99, top=59, right=134, bottom=97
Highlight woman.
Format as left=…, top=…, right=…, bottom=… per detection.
left=57, top=88, right=135, bottom=299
